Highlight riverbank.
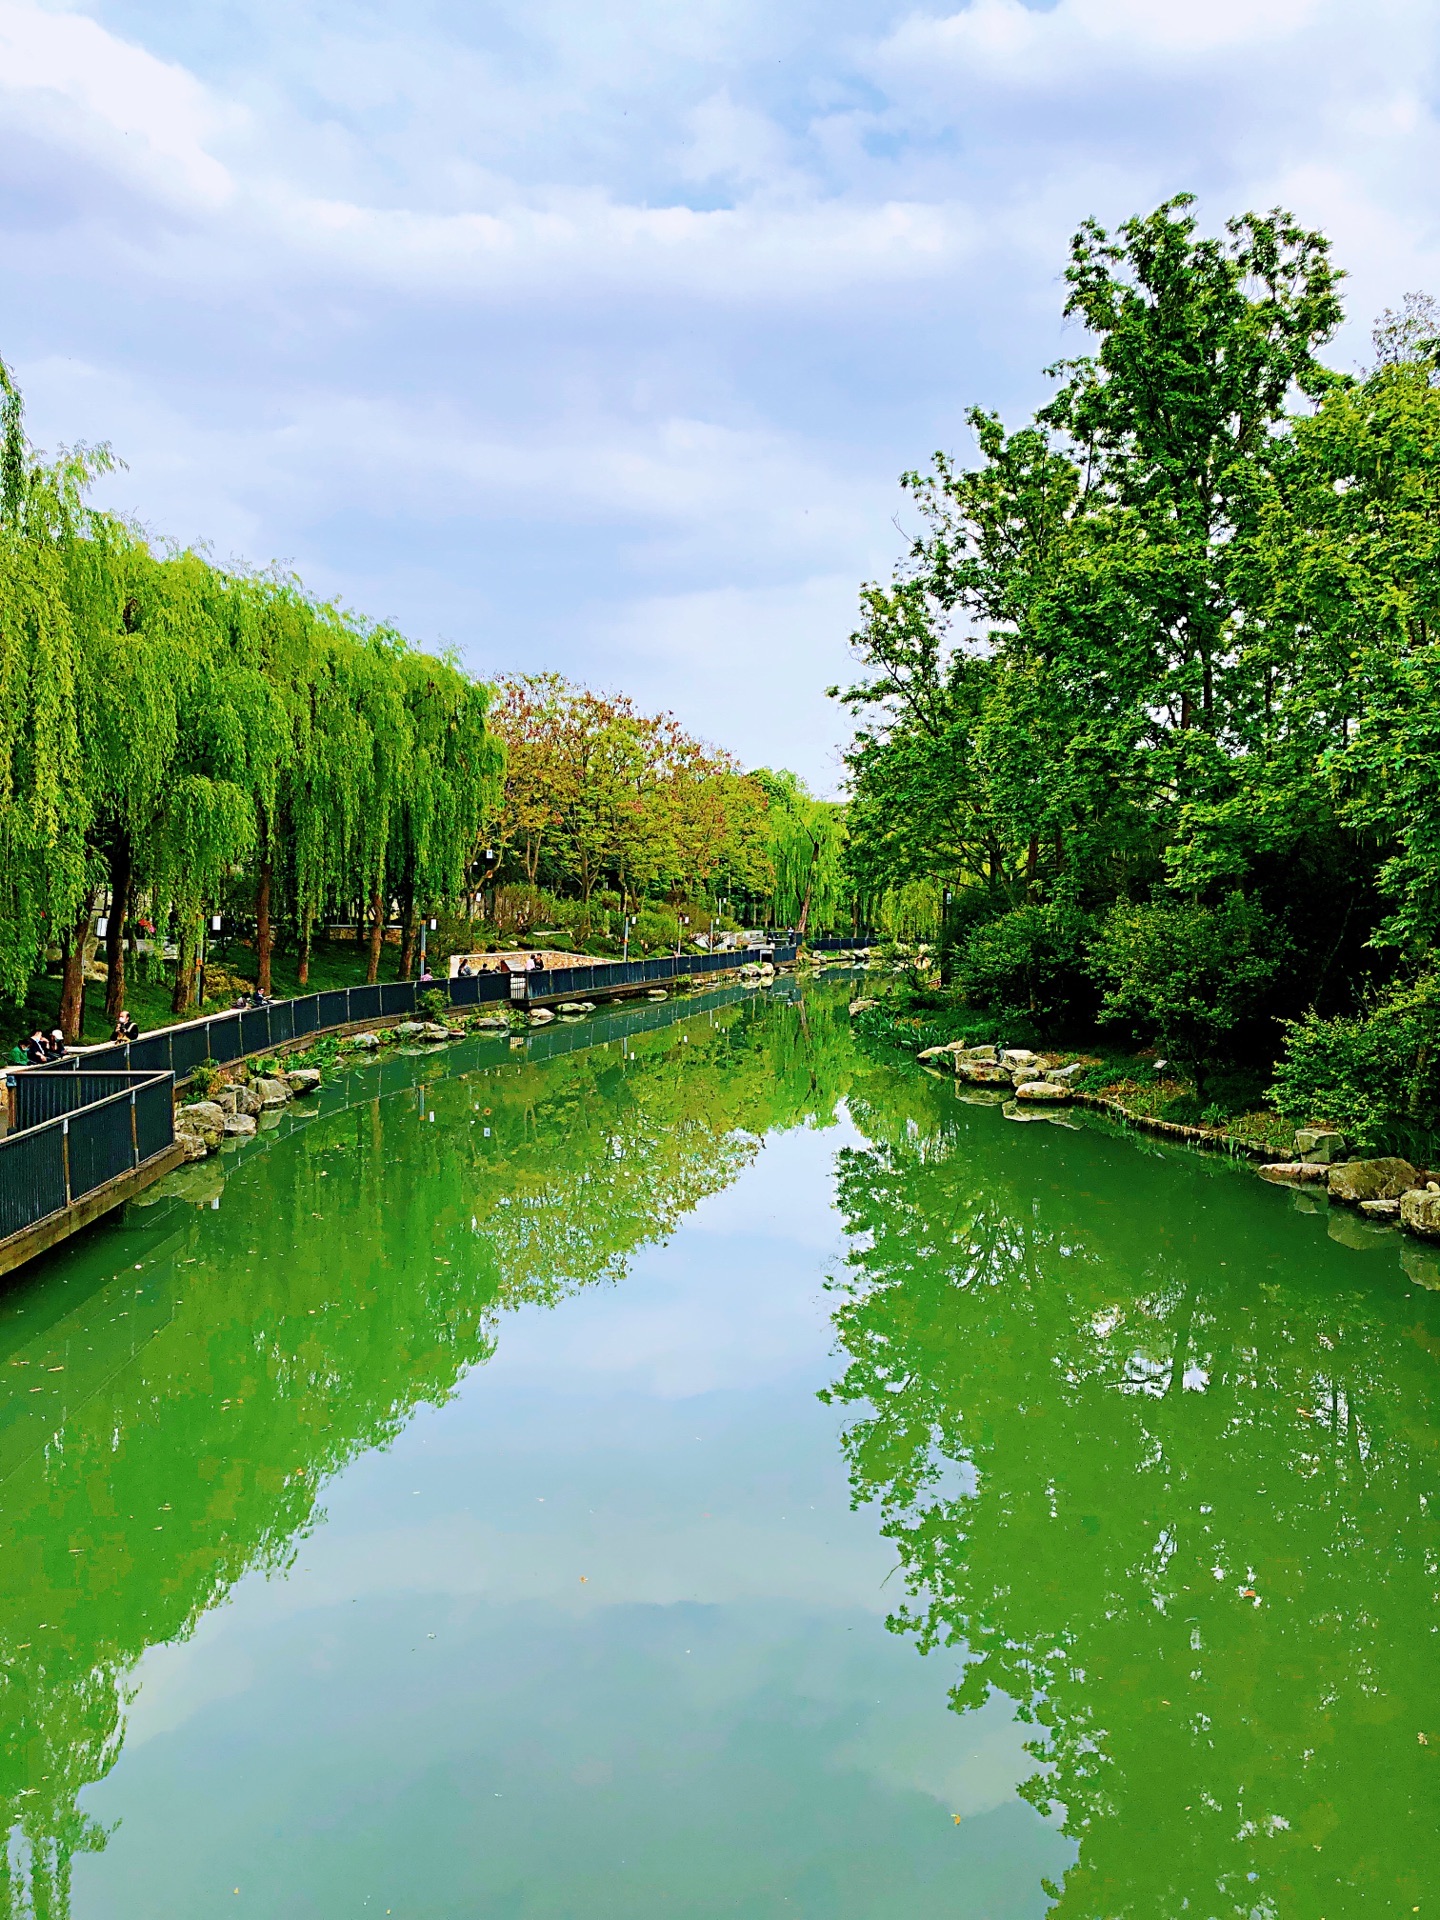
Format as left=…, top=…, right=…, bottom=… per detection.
left=849, top=995, right=1440, bottom=1263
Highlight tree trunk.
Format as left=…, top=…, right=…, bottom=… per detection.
left=104, top=829, right=134, bottom=1023
left=398, top=885, right=418, bottom=979
left=366, top=889, right=384, bottom=984
left=171, top=922, right=197, bottom=1015
left=58, top=891, right=96, bottom=1042
left=797, top=840, right=820, bottom=938
left=256, top=804, right=274, bottom=996
left=297, top=905, right=313, bottom=986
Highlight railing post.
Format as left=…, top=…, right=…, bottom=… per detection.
left=130, top=1089, right=139, bottom=1167
left=61, top=1116, right=72, bottom=1205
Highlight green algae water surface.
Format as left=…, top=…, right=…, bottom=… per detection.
left=0, top=981, right=1435, bottom=1917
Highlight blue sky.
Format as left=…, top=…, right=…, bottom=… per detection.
left=3, top=0, right=1439, bottom=789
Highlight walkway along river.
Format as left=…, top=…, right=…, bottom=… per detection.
left=0, top=978, right=1435, bottom=1915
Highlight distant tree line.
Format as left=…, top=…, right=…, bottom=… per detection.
left=0, top=363, right=856, bottom=1041
left=837, top=196, right=1440, bottom=1134
left=485, top=674, right=851, bottom=939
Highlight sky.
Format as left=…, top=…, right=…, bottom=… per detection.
left=3, top=0, right=1440, bottom=791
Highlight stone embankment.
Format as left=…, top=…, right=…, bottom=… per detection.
left=176, top=1068, right=322, bottom=1159
left=853, top=1004, right=1440, bottom=1249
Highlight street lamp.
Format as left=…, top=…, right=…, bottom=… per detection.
left=675, top=914, right=689, bottom=957
left=419, top=914, right=438, bottom=979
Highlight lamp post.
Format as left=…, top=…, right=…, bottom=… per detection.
left=675, top=914, right=689, bottom=957
left=419, top=914, right=437, bottom=980
left=622, top=915, right=637, bottom=962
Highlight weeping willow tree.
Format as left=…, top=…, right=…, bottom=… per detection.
left=0, top=355, right=506, bottom=1034
left=754, top=769, right=848, bottom=936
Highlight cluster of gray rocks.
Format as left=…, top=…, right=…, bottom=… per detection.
left=910, top=1036, right=1081, bottom=1103
left=1258, top=1134, right=1440, bottom=1239
left=175, top=1068, right=322, bottom=1160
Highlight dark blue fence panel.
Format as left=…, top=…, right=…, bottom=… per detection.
left=127, top=1033, right=170, bottom=1073
left=238, top=1007, right=271, bottom=1056
left=83, top=1044, right=129, bottom=1073
left=168, top=1022, right=210, bottom=1076
left=380, top=982, right=415, bottom=1017
left=67, top=1095, right=136, bottom=1198
left=134, top=1079, right=174, bottom=1162
left=0, top=1126, right=67, bottom=1239
left=269, top=1000, right=296, bottom=1045
left=475, top=973, right=509, bottom=1003
left=205, top=1014, right=243, bottom=1064
left=11, top=1073, right=88, bottom=1131
left=349, top=985, right=383, bottom=1024
left=317, top=990, right=350, bottom=1031
left=292, top=996, right=320, bottom=1037
left=448, top=976, right=480, bottom=1007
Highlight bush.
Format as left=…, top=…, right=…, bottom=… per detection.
left=1090, top=893, right=1283, bottom=1098
left=1270, top=975, right=1440, bottom=1142
left=189, top=1058, right=222, bottom=1097
left=420, top=988, right=449, bottom=1020
left=953, top=902, right=1098, bottom=1033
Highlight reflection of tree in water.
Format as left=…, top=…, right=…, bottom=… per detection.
left=0, top=989, right=853, bottom=1914
left=826, top=1071, right=1440, bottom=1916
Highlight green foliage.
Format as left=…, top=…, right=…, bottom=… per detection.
left=420, top=988, right=449, bottom=1020
left=1269, top=977, right=1440, bottom=1142
left=1090, top=894, right=1282, bottom=1095
left=952, top=902, right=1098, bottom=1032
left=188, top=1058, right=223, bottom=1098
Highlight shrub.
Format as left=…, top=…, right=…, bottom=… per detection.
left=1090, top=893, right=1283, bottom=1099
left=1270, top=975, right=1440, bottom=1142
left=189, top=1058, right=222, bottom=1098
left=420, top=988, right=449, bottom=1020
left=953, top=902, right=1098, bottom=1033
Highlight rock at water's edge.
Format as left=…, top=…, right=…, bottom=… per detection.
left=286, top=1069, right=321, bottom=1093
left=222, top=1113, right=257, bottom=1138
left=848, top=999, right=878, bottom=1017
left=1400, top=1188, right=1440, bottom=1239
left=1258, top=1162, right=1329, bottom=1185
left=254, top=1076, right=292, bottom=1109
left=1295, top=1127, right=1347, bottom=1163
left=1014, top=1081, right=1073, bottom=1103
left=957, top=1061, right=1013, bottom=1086
left=1327, top=1157, right=1418, bottom=1204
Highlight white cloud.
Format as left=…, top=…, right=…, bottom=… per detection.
left=5, top=0, right=1440, bottom=780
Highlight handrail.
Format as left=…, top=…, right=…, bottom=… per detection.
left=0, top=1069, right=176, bottom=1244
left=9, top=945, right=802, bottom=1090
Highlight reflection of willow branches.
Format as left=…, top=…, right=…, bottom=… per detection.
left=826, top=1069, right=1440, bottom=1917
left=0, top=984, right=856, bottom=1907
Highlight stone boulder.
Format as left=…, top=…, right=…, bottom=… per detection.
left=1014, top=1080, right=1073, bottom=1103
left=175, top=1130, right=211, bottom=1162
left=1010, top=1065, right=1042, bottom=1088
left=1001, top=1049, right=1038, bottom=1070
left=1258, top=1161, right=1330, bottom=1185
left=395, top=1021, right=426, bottom=1039
left=956, top=1044, right=999, bottom=1063
left=285, top=1069, right=321, bottom=1094
left=647, top=990, right=668, bottom=1000
left=957, top=1061, right=1013, bottom=1086
left=1294, top=1127, right=1347, bottom=1163
left=558, top=1003, right=588, bottom=1014
left=848, top=999, right=878, bottom=1017
left=1047, top=1062, right=1084, bottom=1083
left=254, top=1076, right=293, bottom=1110
left=917, top=1045, right=958, bottom=1067
left=473, top=1016, right=509, bottom=1031
left=1360, top=1198, right=1402, bottom=1219
left=222, top=1112, right=257, bottom=1138
left=180, top=1100, right=226, bottom=1131
left=346, top=1031, right=381, bottom=1051
left=1327, top=1157, right=1418, bottom=1205
left=233, top=1082, right=264, bottom=1115
left=420, top=1022, right=453, bottom=1042
left=1400, top=1187, right=1440, bottom=1239
left=527, top=1008, right=555, bottom=1026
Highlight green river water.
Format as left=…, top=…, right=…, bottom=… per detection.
left=0, top=978, right=1435, bottom=1917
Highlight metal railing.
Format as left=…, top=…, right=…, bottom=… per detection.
left=0, top=1071, right=175, bottom=1244
left=16, top=946, right=801, bottom=1085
